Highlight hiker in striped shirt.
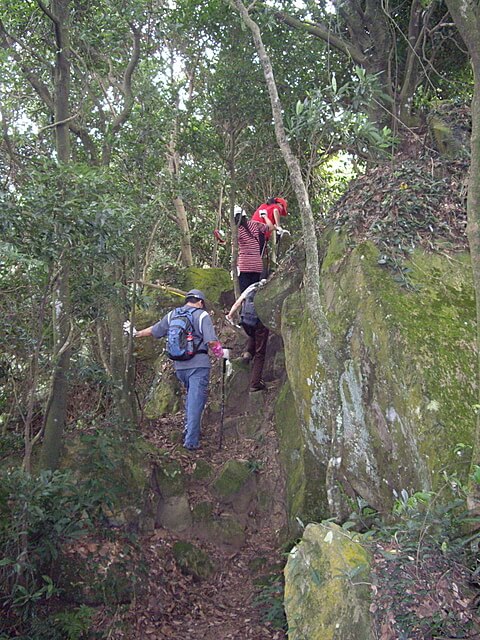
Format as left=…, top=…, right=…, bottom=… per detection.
left=234, top=205, right=274, bottom=292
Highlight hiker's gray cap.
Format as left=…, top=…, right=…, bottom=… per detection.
left=185, top=289, right=206, bottom=301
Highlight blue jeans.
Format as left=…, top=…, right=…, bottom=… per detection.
left=175, top=367, right=210, bottom=448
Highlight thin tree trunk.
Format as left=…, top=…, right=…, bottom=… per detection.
left=212, top=185, right=224, bottom=268
left=445, top=0, right=480, bottom=516
left=468, top=76, right=480, bottom=515
left=166, top=61, right=193, bottom=267
left=41, top=265, right=71, bottom=469
left=230, top=0, right=345, bottom=518
left=142, top=218, right=162, bottom=282
left=23, top=275, right=50, bottom=473
left=40, top=0, right=72, bottom=470
left=172, top=195, right=193, bottom=266
left=107, top=266, right=137, bottom=428
left=228, top=132, right=240, bottom=298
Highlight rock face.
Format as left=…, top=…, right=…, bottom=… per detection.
left=259, top=233, right=476, bottom=527
left=284, top=522, right=373, bottom=640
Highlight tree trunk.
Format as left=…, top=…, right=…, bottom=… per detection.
left=41, top=263, right=71, bottom=469
left=107, top=298, right=137, bottom=428
left=230, top=0, right=346, bottom=519
left=172, top=194, right=194, bottom=266
left=40, top=0, right=72, bottom=470
left=227, top=131, right=240, bottom=298
left=212, top=185, right=224, bottom=268
left=444, top=0, right=480, bottom=515
left=166, top=88, right=193, bottom=267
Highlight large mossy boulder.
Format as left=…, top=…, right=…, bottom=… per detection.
left=183, top=267, right=232, bottom=304
left=275, top=381, right=328, bottom=532
left=284, top=522, right=373, bottom=640
left=265, top=234, right=476, bottom=524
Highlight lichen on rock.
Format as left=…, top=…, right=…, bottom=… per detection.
left=284, top=522, right=373, bottom=639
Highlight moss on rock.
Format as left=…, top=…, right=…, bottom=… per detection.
left=156, top=495, right=192, bottom=532
left=275, top=381, right=328, bottom=532
left=172, top=541, right=214, bottom=581
left=324, top=242, right=476, bottom=502
left=193, top=509, right=246, bottom=549
left=213, top=460, right=252, bottom=499
left=144, top=354, right=181, bottom=419
left=276, top=230, right=476, bottom=518
left=284, top=522, right=373, bottom=639
left=153, top=457, right=185, bottom=498
left=192, top=500, right=214, bottom=522
left=183, top=267, right=231, bottom=304
left=132, top=309, right=164, bottom=362
left=191, top=459, right=213, bottom=481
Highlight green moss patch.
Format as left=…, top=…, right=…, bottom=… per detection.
left=284, top=522, right=372, bottom=640
left=213, top=460, right=252, bottom=499
left=183, top=267, right=231, bottom=304
left=172, top=541, right=214, bottom=581
left=153, top=458, right=185, bottom=498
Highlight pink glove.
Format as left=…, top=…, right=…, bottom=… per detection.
left=210, top=341, right=224, bottom=358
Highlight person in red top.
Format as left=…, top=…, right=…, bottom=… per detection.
left=235, top=205, right=273, bottom=292
left=251, top=197, right=288, bottom=246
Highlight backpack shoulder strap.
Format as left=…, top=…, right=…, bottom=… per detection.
left=197, top=310, right=208, bottom=335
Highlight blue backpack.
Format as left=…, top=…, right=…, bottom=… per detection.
left=166, top=307, right=207, bottom=361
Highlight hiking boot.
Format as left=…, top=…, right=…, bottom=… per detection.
left=250, top=381, right=266, bottom=392
left=242, top=352, right=253, bottom=363
left=183, top=444, right=200, bottom=451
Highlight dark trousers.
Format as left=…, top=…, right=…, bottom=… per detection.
left=239, top=271, right=260, bottom=293
left=244, top=322, right=269, bottom=387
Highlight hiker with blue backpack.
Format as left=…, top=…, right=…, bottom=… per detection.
left=226, top=280, right=269, bottom=392
left=123, top=289, right=225, bottom=451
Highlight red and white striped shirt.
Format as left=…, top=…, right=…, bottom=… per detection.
left=238, top=220, right=267, bottom=272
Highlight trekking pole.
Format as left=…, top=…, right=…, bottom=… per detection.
left=218, top=349, right=229, bottom=450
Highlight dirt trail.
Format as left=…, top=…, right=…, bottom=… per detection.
left=104, top=377, right=288, bottom=640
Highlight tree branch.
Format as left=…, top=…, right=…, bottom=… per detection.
left=36, top=0, right=58, bottom=26
left=268, top=6, right=367, bottom=66
left=111, top=24, right=141, bottom=134
left=37, top=111, right=79, bottom=133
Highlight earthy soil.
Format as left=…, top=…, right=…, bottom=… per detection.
left=93, top=379, right=288, bottom=640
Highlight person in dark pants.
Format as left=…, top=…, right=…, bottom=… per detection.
left=235, top=205, right=274, bottom=293
left=124, top=289, right=225, bottom=450
left=226, top=281, right=269, bottom=392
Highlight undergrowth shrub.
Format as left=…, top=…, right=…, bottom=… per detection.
left=369, top=482, right=480, bottom=639
left=0, top=468, right=105, bottom=637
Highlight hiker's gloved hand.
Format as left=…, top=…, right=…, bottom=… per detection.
left=222, top=348, right=230, bottom=360
left=123, top=320, right=137, bottom=337
left=210, top=341, right=224, bottom=358
left=276, top=226, right=289, bottom=237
